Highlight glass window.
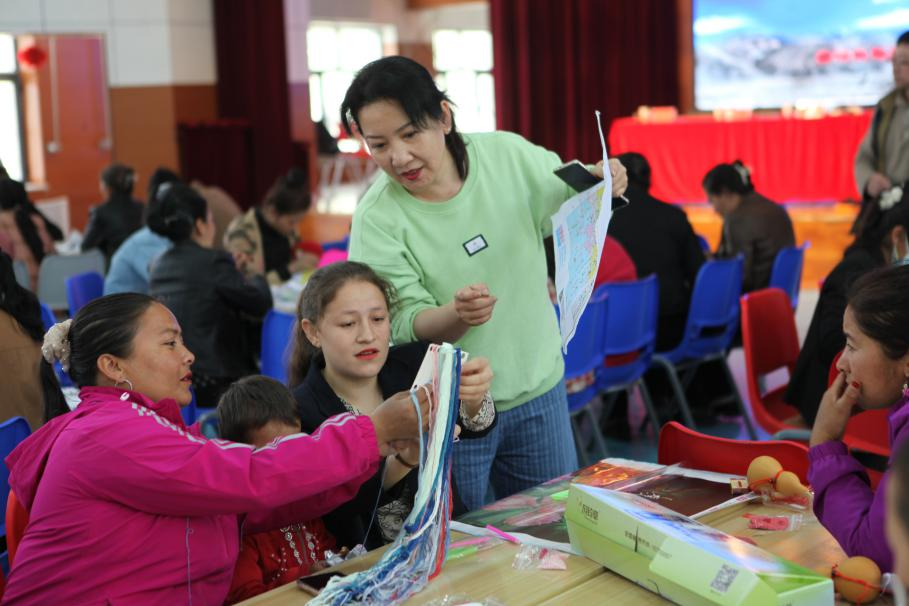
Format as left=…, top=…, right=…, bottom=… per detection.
left=0, top=81, right=23, bottom=181
left=0, top=34, right=23, bottom=181
left=433, top=29, right=496, bottom=133
left=307, top=22, right=395, bottom=137
left=0, top=34, right=16, bottom=74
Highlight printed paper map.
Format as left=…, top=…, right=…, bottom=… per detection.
left=551, top=111, right=614, bottom=352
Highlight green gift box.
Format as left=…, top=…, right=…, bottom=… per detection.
left=565, top=484, right=833, bottom=605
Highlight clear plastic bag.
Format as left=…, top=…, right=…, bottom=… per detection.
left=512, top=544, right=544, bottom=570
left=744, top=512, right=804, bottom=531
left=322, top=543, right=367, bottom=568
left=759, top=489, right=812, bottom=511
left=423, top=596, right=505, bottom=606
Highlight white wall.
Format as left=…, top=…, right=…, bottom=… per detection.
left=0, top=0, right=216, bottom=87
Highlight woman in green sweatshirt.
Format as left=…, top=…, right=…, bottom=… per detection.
left=340, top=55, right=627, bottom=509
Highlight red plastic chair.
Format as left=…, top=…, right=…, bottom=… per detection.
left=741, top=288, right=805, bottom=436
left=6, top=490, right=29, bottom=568
left=658, top=421, right=810, bottom=484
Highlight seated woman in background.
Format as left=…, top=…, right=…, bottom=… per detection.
left=809, top=264, right=909, bottom=572
left=888, top=440, right=909, bottom=604
left=787, top=191, right=909, bottom=425
left=703, top=160, right=795, bottom=293
left=149, top=183, right=273, bottom=406
left=0, top=178, right=63, bottom=289
left=103, top=167, right=177, bottom=295
left=3, top=293, right=428, bottom=604
left=81, top=163, right=144, bottom=264
left=290, top=261, right=495, bottom=550
left=224, top=167, right=320, bottom=284
left=219, top=375, right=338, bottom=604
left=0, top=250, right=65, bottom=429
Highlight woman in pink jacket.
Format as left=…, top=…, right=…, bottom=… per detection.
left=2, top=293, right=428, bottom=605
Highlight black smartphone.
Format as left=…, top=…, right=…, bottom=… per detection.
left=296, top=570, right=347, bottom=596
left=554, top=159, right=600, bottom=193
left=553, top=160, right=629, bottom=211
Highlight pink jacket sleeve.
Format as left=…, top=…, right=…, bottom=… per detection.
left=73, top=412, right=381, bottom=518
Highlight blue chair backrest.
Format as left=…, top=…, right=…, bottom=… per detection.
left=65, top=271, right=104, bottom=316
left=322, top=234, right=350, bottom=252
left=261, top=309, right=297, bottom=384
left=696, top=234, right=711, bottom=255
left=37, top=249, right=106, bottom=310
left=562, top=290, right=608, bottom=410
left=0, top=417, right=32, bottom=534
left=181, top=388, right=197, bottom=425
left=769, top=243, right=809, bottom=310
left=39, top=302, right=56, bottom=331
left=39, top=302, right=74, bottom=387
left=677, top=256, right=744, bottom=359
left=597, top=275, right=660, bottom=387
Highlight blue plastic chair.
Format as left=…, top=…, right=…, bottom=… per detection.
left=39, top=302, right=56, bottom=332
left=595, top=275, right=662, bottom=440
left=650, top=256, right=757, bottom=438
left=261, top=309, right=297, bottom=385
left=696, top=234, right=711, bottom=255
left=181, top=389, right=198, bottom=425
left=321, top=234, right=350, bottom=252
left=561, top=290, right=609, bottom=465
left=65, top=271, right=104, bottom=316
left=39, top=302, right=73, bottom=388
left=769, top=242, right=809, bottom=311
left=0, top=417, right=31, bottom=539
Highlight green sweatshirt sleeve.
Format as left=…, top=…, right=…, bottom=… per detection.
left=348, top=203, right=439, bottom=344
left=511, top=135, right=574, bottom=237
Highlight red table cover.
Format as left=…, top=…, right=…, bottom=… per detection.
left=608, top=112, right=872, bottom=203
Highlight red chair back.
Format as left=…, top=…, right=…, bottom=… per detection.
left=741, top=288, right=803, bottom=435
left=658, top=421, right=810, bottom=484
left=6, top=490, right=29, bottom=568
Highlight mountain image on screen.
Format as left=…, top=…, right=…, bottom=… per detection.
left=694, top=0, right=909, bottom=109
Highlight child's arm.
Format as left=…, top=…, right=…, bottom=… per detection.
left=224, top=534, right=272, bottom=605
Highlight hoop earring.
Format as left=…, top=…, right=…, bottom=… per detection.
left=903, top=378, right=909, bottom=399
left=116, top=378, right=134, bottom=392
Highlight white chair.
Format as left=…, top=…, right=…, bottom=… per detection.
left=37, top=249, right=105, bottom=311
left=12, top=260, right=30, bottom=290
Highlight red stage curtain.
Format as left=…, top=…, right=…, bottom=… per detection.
left=490, top=0, right=680, bottom=163
left=609, top=113, right=871, bottom=203
left=211, top=0, right=293, bottom=205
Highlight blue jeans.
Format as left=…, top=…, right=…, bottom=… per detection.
left=452, top=381, right=578, bottom=510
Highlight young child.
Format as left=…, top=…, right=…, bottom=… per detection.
left=219, top=375, right=339, bottom=604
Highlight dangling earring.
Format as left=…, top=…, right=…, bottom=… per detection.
left=116, top=377, right=134, bottom=392
left=903, top=377, right=909, bottom=399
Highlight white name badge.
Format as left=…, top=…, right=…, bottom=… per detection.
left=462, top=234, right=488, bottom=256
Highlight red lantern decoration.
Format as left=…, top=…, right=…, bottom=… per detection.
left=17, top=46, right=48, bottom=69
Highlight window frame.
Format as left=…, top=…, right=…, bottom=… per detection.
left=0, top=35, right=27, bottom=182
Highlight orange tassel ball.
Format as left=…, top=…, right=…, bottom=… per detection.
left=832, top=556, right=882, bottom=604
left=746, top=456, right=809, bottom=496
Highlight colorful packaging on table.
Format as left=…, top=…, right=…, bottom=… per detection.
left=566, top=485, right=833, bottom=606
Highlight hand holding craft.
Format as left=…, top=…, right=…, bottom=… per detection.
left=459, top=356, right=493, bottom=416
left=370, top=386, right=432, bottom=456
